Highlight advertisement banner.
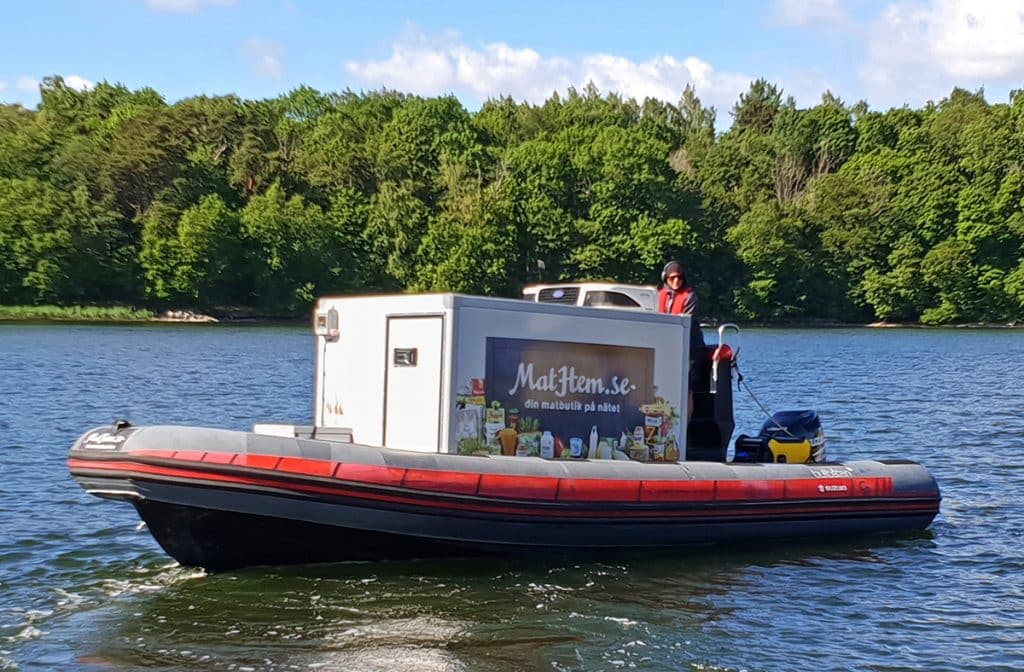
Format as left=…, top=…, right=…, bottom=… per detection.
left=484, top=337, right=655, bottom=449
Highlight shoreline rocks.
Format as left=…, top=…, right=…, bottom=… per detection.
left=155, top=310, right=218, bottom=323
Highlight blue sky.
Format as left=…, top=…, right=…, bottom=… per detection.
left=3, top=0, right=1023, bottom=122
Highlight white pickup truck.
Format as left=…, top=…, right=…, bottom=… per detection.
left=521, top=282, right=658, bottom=311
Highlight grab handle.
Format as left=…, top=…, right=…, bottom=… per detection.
left=711, top=323, right=741, bottom=393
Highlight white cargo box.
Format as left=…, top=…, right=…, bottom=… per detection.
left=312, top=294, right=691, bottom=460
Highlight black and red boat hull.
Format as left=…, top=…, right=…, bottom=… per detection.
left=69, top=425, right=941, bottom=571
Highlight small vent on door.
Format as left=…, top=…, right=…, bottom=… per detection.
left=393, top=347, right=418, bottom=367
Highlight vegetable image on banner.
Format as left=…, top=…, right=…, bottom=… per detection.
left=484, top=337, right=655, bottom=457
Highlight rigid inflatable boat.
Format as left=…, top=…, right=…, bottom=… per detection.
left=68, top=292, right=940, bottom=570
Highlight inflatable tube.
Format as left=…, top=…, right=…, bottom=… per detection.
left=69, top=424, right=941, bottom=570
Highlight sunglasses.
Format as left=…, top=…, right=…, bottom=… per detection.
left=667, top=274, right=682, bottom=281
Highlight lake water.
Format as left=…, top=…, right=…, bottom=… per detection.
left=1, top=323, right=1022, bottom=671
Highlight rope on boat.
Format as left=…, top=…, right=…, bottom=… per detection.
left=732, top=359, right=794, bottom=437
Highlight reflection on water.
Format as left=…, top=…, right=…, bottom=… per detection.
left=2, top=324, right=1023, bottom=671
left=56, top=541, right=920, bottom=672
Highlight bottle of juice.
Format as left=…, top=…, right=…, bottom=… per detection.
left=498, top=428, right=518, bottom=456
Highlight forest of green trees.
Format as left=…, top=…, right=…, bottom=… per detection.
left=1, top=75, right=1023, bottom=323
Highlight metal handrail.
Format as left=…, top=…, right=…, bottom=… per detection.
left=711, top=323, right=741, bottom=393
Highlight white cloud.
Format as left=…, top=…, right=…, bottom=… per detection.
left=146, top=0, right=234, bottom=12
left=454, top=41, right=575, bottom=102
left=346, top=27, right=755, bottom=116
left=580, top=54, right=752, bottom=112
left=862, top=0, right=1024, bottom=106
left=16, top=76, right=38, bottom=93
left=64, top=75, right=94, bottom=91
left=774, top=0, right=848, bottom=26
left=926, top=0, right=1024, bottom=78
left=0, top=81, right=6, bottom=94
left=243, top=38, right=287, bottom=80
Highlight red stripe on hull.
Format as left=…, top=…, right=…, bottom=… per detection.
left=402, top=469, right=481, bottom=495
left=67, top=457, right=937, bottom=522
left=557, top=478, right=642, bottom=502
left=478, top=474, right=559, bottom=500
left=117, top=449, right=903, bottom=506
left=233, top=454, right=282, bottom=470
left=716, top=479, right=786, bottom=501
left=784, top=478, right=852, bottom=499
left=639, top=480, right=715, bottom=503
left=334, top=463, right=406, bottom=486
left=278, top=456, right=338, bottom=477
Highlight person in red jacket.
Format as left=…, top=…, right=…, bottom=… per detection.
left=658, top=260, right=706, bottom=420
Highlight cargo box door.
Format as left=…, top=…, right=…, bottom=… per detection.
left=384, top=315, right=444, bottom=452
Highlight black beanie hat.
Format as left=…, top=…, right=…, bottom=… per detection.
left=662, top=260, right=685, bottom=282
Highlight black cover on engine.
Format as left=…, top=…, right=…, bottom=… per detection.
left=733, top=409, right=824, bottom=463
left=761, top=409, right=821, bottom=442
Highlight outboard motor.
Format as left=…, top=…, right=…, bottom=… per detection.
left=733, top=410, right=825, bottom=463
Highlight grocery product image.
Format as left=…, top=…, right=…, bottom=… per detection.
left=540, top=431, right=554, bottom=459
